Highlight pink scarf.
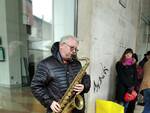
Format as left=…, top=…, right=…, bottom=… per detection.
left=122, top=58, right=134, bottom=66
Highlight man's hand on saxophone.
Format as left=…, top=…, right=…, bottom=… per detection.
left=50, top=101, right=61, bottom=113
left=50, top=83, right=84, bottom=113
left=73, top=84, right=84, bottom=94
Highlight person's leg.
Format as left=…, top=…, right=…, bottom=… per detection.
left=123, top=102, right=129, bottom=113
left=126, top=99, right=136, bottom=113
left=142, top=89, right=150, bottom=113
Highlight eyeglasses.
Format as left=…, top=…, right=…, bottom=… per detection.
left=64, top=43, right=79, bottom=52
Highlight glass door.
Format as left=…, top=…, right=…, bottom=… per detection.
left=22, top=0, right=78, bottom=83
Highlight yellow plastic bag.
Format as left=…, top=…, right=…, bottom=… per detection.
left=96, top=99, right=124, bottom=113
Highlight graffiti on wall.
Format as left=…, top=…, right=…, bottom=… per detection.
left=93, top=63, right=109, bottom=93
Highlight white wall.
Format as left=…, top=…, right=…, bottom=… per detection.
left=78, top=0, right=140, bottom=113
left=136, top=0, right=150, bottom=61
left=0, top=0, right=10, bottom=86
left=136, top=22, right=150, bottom=60
left=6, top=0, right=22, bottom=86
left=78, top=0, right=92, bottom=58
left=0, top=0, right=28, bottom=87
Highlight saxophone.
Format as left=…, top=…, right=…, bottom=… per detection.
left=52, top=57, right=90, bottom=113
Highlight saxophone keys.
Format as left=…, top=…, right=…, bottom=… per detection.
left=75, top=81, right=79, bottom=84
left=64, top=96, right=69, bottom=100
left=68, top=92, right=72, bottom=96
left=61, top=104, right=65, bottom=108
left=64, top=100, right=68, bottom=103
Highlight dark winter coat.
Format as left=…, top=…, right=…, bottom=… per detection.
left=31, top=42, right=91, bottom=113
left=115, top=62, right=137, bottom=102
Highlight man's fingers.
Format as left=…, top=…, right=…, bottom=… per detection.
left=73, top=84, right=84, bottom=93
left=54, top=103, right=61, bottom=112
left=50, top=101, right=61, bottom=113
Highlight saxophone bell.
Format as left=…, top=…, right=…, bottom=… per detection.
left=72, top=94, right=84, bottom=110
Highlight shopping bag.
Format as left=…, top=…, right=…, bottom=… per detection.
left=124, top=90, right=137, bottom=102
left=96, top=99, right=124, bottom=113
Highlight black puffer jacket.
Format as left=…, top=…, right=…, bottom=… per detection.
left=31, top=42, right=91, bottom=113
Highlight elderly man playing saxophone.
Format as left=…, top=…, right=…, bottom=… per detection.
left=31, top=35, right=91, bottom=113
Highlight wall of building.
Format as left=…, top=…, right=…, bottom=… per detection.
left=77, top=1, right=92, bottom=112
left=6, top=0, right=22, bottom=86
left=135, top=0, right=150, bottom=61
left=136, top=21, right=150, bottom=60
left=0, top=0, right=10, bottom=86
left=78, top=0, right=140, bottom=112
left=78, top=0, right=92, bottom=58
left=0, top=0, right=28, bottom=87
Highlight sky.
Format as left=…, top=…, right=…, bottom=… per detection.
left=32, top=0, right=52, bottom=23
